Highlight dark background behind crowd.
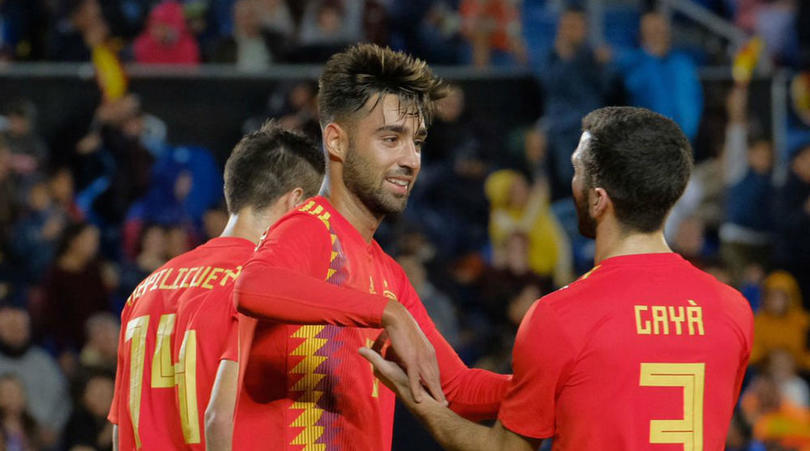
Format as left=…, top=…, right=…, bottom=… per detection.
left=0, top=0, right=809, bottom=450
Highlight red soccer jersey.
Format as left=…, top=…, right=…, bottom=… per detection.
left=232, top=197, right=511, bottom=451
left=498, top=253, right=754, bottom=450
left=108, top=237, right=253, bottom=450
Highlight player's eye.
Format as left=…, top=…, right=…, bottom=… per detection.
left=414, top=140, right=425, bottom=150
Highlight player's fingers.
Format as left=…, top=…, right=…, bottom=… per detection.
left=372, top=330, right=389, bottom=355
left=422, top=362, right=447, bottom=406
left=408, top=366, right=424, bottom=403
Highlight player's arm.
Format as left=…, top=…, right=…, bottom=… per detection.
left=397, top=276, right=511, bottom=420
left=235, top=212, right=446, bottom=404
left=205, top=359, right=238, bottom=451
left=361, top=347, right=538, bottom=451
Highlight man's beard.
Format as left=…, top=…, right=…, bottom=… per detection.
left=343, top=145, right=411, bottom=218
left=0, top=338, right=32, bottom=359
left=574, top=187, right=597, bottom=239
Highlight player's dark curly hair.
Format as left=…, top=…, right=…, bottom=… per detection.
left=223, top=120, right=325, bottom=214
left=581, top=107, right=693, bottom=233
left=317, top=43, right=447, bottom=127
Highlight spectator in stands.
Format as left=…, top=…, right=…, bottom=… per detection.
left=41, top=223, right=111, bottom=354
left=611, top=11, right=703, bottom=141
left=2, top=99, right=48, bottom=177
left=63, top=371, right=114, bottom=451
left=116, top=223, right=166, bottom=308
left=10, top=181, right=67, bottom=283
left=741, top=373, right=810, bottom=449
left=538, top=6, right=607, bottom=198
left=484, top=169, right=572, bottom=286
left=398, top=254, right=461, bottom=348
left=725, top=410, right=766, bottom=451
left=0, top=140, right=16, bottom=244
left=766, top=348, right=810, bottom=408
left=720, top=84, right=774, bottom=284
left=750, top=270, right=810, bottom=371
left=459, top=0, right=527, bottom=67
left=0, top=373, right=39, bottom=450
left=210, top=0, right=278, bottom=72
left=257, top=0, right=295, bottom=40
left=774, top=143, right=810, bottom=305
left=48, top=167, right=83, bottom=223
left=296, top=0, right=364, bottom=62
left=75, top=95, right=154, bottom=226
left=47, top=0, right=109, bottom=62
left=134, top=1, right=200, bottom=65
left=0, top=305, right=70, bottom=448
left=202, top=206, right=228, bottom=240
left=166, top=224, right=192, bottom=259
left=78, top=313, right=118, bottom=374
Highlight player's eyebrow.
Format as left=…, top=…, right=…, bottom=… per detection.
left=375, top=125, right=428, bottom=139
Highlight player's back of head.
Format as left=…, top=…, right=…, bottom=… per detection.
left=223, top=120, right=325, bottom=215
left=317, top=43, right=447, bottom=127
left=581, top=106, right=693, bottom=233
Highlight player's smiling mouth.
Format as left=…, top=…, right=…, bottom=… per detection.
left=384, top=177, right=410, bottom=194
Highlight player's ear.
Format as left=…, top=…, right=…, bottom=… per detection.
left=285, top=187, right=305, bottom=210
left=323, top=122, right=348, bottom=162
left=590, top=187, right=611, bottom=219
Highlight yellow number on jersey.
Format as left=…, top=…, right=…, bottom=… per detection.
left=639, top=362, right=705, bottom=451
left=124, top=315, right=201, bottom=447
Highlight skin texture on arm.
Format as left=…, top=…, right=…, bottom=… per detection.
left=205, top=360, right=239, bottom=451
left=360, top=347, right=539, bottom=451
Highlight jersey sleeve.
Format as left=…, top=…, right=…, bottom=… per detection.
left=395, top=269, right=511, bottom=421
left=219, top=296, right=239, bottom=363
left=108, top=307, right=129, bottom=424
left=497, top=299, right=577, bottom=439
left=234, top=212, right=388, bottom=327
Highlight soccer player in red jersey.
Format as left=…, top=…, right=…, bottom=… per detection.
left=364, top=107, right=755, bottom=450
left=108, top=122, right=324, bottom=450
left=220, top=44, right=512, bottom=451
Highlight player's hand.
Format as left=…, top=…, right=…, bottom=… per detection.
left=380, top=300, right=447, bottom=405
left=359, top=346, right=415, bottom=405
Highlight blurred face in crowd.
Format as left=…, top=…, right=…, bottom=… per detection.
left=558, top=11, right=587, bottom=47
left=504, top=233, right=530, bottom=274
left=317, top=5, right=343, bottom=34
left=167, top=227, right=190, bottom=258
left=27, top=182, right=52, bottom=212
left=641, top=12, right=671, bottom=57
left=49, top=168, right=75, bottom=205
left=436, top=86, right=464, bottom=123
left=7, top=113, right=31, bottom=136
left=508, top=174, right=530, bottom=209
left=397, top=255, right=426, bottom=291
left=524, top=129, right=547, bottom=166
left=0, top=376, right=26, bottom=416
left=0, top=307, right=31, bottom=352
left=87, top=316, right=120, bottom=361
left=83, top=375, right=115, bottom=418
left=234, top=0, right=261, bottom=37
left=571, top=133, right=597, bottom=239
left=748, top=140, right=773, bottom=174
left=343, top=94, right=426, bottom=217
left=140, top=225, right=167, bottom=258
left=763, top=286, right=790, bottom=316
left=793, top=146, right=810, bottom=184
left=72, top=225, right=100, bottom=262
left=203, top=209, right=228, bottom=240
left=72, top=0, right=102, bottom=30
left=767, top=349, right=797, bottom=382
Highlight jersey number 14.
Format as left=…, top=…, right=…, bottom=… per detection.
left=125, top=314, right=200, bottom=447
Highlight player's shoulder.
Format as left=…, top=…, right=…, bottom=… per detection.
left=540, top=263, right=609, bottom=306
left=269, top=197, right=336, bottom=236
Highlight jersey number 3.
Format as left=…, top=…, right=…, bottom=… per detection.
left=125, top=314, right=200, bottom=447
left=639, top=362, right=705, bottom=451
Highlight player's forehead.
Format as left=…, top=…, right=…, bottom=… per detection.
left=358, top=93, right=427, bottom=136
left=571, top=131, right=591, bottom=167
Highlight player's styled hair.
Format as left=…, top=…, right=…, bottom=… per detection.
left=223, top=120, right=325, bottom=214
left=317, top=43, right=447, bottom=127
left=581, top=106, right=693, bottom=232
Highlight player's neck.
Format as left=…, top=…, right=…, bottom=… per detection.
left=321, top=179, right=382, bottom=243
left=220, top=210, right=273, bottom=244
left=594, top=222, right=671, bottom=264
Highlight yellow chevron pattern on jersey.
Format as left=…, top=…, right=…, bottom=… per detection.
left=289, top=325, right=328, bottom=450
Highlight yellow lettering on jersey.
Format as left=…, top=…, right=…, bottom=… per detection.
left=179, top=267, right=199, bottom=288
left=202, top=267, right=224, bottom=289
left=635, top=305, right=652, bottom=334
left=369, top=276, right=376, bottom=294
left=651, top=306, right=669, bottom=335
left=159, top=268, right=175, bottom=289
left=151, top=314, right=176, bottom=387
left=150, top=269, right=168, bottom=292
left=189, top=266, right=211, bottom=288
left=220, top=265, right=243, bottom=287
left=169, top=268, right=188, bottom=289
left=686, top=300, right=704, bottom=336
left=668, top=306, right=686, bottom=335
left=299, top=200, right=315, bottom=212
left=635, top=300, right=705, bottom=336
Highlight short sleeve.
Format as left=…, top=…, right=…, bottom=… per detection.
left=497, top=299, right=577, bottom=439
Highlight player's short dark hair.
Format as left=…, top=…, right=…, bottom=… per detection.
left=581, top=107, right=693, bottom=233
left=223, top=120, right=325, bottom=214
left=317, top=43, right=447, bottom=127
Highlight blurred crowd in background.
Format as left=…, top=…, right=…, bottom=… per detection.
left=0, top=0, right=809, bottom=450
